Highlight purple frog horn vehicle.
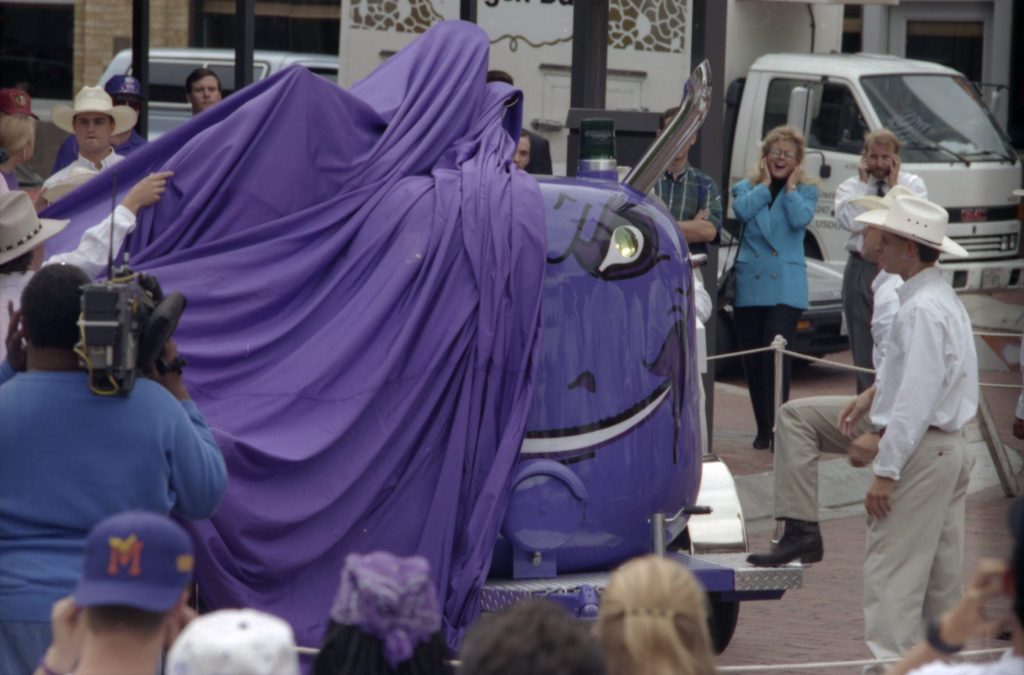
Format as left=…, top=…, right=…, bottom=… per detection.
left=485, top=63, right=801, bottom=654
left=492, top=63, right=711, bottom=580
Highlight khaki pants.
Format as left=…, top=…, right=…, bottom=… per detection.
left=862, top=428, right=971, bottom=672
left=773, top=396, right=870, bottom=522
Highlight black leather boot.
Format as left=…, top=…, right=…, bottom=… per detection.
left=746, top=519, right=823, bottom=567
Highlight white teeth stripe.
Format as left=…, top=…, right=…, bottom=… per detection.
left=520, top=387, right=671, bottom=455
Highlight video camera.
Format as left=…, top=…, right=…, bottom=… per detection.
left=76, top=261, right=187, bottom=396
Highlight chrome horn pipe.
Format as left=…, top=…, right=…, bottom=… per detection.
left=623, top=60, right=713, bottom=195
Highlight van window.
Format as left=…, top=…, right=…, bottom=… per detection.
left=762, top=79, right=802, bottom=137
left=136, top=61, right=268, bottom=104
left=861, top=74, right=1016, bottom=163
left=307, top=67, right=338, bottom=84
left=148, top=61, right=203, bottom=104
left=806, top=83, right=868, bottom=154
left=763, top=79, right=868, bottom=154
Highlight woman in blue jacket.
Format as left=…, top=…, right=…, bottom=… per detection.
left=730, top=125, right=819, bottom=449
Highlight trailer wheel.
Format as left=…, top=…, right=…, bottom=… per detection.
left=706, top=592, right=739, bottom=654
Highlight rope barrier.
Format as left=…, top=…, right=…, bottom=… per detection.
left=707, top=345, right=1021, bottom=389
left=296, top=647, right=1009, bottom=670
left=716, top=648, right=1007, bottom=672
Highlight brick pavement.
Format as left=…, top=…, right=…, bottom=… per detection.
left=710, top=337, right=1024, bottom=673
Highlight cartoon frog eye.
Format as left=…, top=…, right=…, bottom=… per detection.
left=599, top=225, right=644, bottom=272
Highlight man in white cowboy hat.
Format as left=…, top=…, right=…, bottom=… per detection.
left=1, top=171, right=172, bottom=360
left=835, top=130, right=928, bottom=393
left=749, top=195, right=977, bottom=672
left=39, top=85, right=138, bottom=201
left=851, top=196, right=976, bottom=675
left=0, top=192, right=68, bottom=360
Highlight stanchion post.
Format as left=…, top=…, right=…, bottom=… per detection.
left=652, top=512, right=666, bottom=557
left=771, top=334, right=787, bottom=453
left=976, top=385, right=1019, bottom=497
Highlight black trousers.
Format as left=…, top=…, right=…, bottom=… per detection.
left=733, top=304, right=803, bottom=436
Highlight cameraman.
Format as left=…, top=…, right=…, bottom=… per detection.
left=0, top=265, right=227, bottom=675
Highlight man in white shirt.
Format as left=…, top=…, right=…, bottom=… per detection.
left=849, top=197, right=976, bottom=673
left=749, top=196, right=977, bottom=672
left=835, top=130, right=927, bottom=393
left=38, top=86, right=138, bottom=205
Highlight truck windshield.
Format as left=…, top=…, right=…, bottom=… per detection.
left=861, top=74, right=1015, bottom=163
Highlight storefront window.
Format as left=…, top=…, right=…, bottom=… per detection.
left=905, top=21, right=983, bottom=84
left=194, top=0, right=340, bottom=55
left=0, top=3, right=74, bottom=99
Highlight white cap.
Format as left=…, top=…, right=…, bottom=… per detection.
left=167, top=609, right=300, bottom=675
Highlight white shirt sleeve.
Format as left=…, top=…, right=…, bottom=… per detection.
left=692, top=271, right=712, bottom=325
left=835, top=177, right=870, bottom=236
left=870, top=272, right=902, bottom=375
left=44, top=205, right=138, bottom=279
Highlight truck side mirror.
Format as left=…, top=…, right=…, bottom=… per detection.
left=787, top=86, right=810, bottom=132
left=819, top=165, right=831, bottom=179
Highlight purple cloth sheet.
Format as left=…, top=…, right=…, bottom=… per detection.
left=42, top=21, right=546, bottom=649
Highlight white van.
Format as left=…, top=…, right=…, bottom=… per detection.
left=100, top=48, right=339, bottom=139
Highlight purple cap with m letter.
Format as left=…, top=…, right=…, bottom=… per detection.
left=74, top=511, right=194, bottom=612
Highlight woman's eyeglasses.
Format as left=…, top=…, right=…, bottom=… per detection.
left=769, top=148, right=796, bottom=160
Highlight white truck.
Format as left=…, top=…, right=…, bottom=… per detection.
left=725, top=52, right=1023, bottom=293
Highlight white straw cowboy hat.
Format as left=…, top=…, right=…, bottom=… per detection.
left=849, top=184, right=916, bottom=212
left=42, top=166, right=100, bottom=203
left=0, top=191, right=70, bottom=264
left=51, top=86, right=138, bottom=134
left=855, top=195, right=968, bottom=258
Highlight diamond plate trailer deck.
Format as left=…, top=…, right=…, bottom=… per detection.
left=481, top=551, right=802, bottom=615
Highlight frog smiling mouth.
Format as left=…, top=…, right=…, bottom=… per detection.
left=520, top=380, right=672, bottom=455
left=520, top=319, right=686, bottom=459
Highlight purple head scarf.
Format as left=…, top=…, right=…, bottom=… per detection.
left=331, top=552, right=442, bottom=668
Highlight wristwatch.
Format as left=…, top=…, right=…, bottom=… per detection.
left=926, top=617, right=963, bottom=655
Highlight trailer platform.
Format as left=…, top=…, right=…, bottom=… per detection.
left=481, top=551, right=803, bottom=614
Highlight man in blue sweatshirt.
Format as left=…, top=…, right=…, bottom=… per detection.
left=0, top=264, right=227, bottom=675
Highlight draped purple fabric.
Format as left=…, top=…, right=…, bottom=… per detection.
left=42, top=21, right=546, bottom=649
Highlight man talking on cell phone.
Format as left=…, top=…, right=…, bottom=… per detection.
left=834, top=129, right=927, bottom=393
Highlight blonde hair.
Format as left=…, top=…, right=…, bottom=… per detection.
left=596, top=556, right=718, bottom=675
left=0, top=113, right=36, bottom=157
left=744, top=124, right=818, bottom=187
left=862, top=129, right=901, bottom=155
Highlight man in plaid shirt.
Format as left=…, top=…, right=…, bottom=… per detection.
left=652, top=106, right=723, bottom=255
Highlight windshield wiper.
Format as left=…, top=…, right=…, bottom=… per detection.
left=903, top=141, right=970, bottom=166
left=964, top=149, right=1015, bottom=163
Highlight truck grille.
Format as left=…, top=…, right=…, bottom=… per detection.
left=949, top=233, right=1018, bottom=254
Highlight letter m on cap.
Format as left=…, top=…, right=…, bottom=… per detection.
left=107, top=534, right=145, bottom=577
